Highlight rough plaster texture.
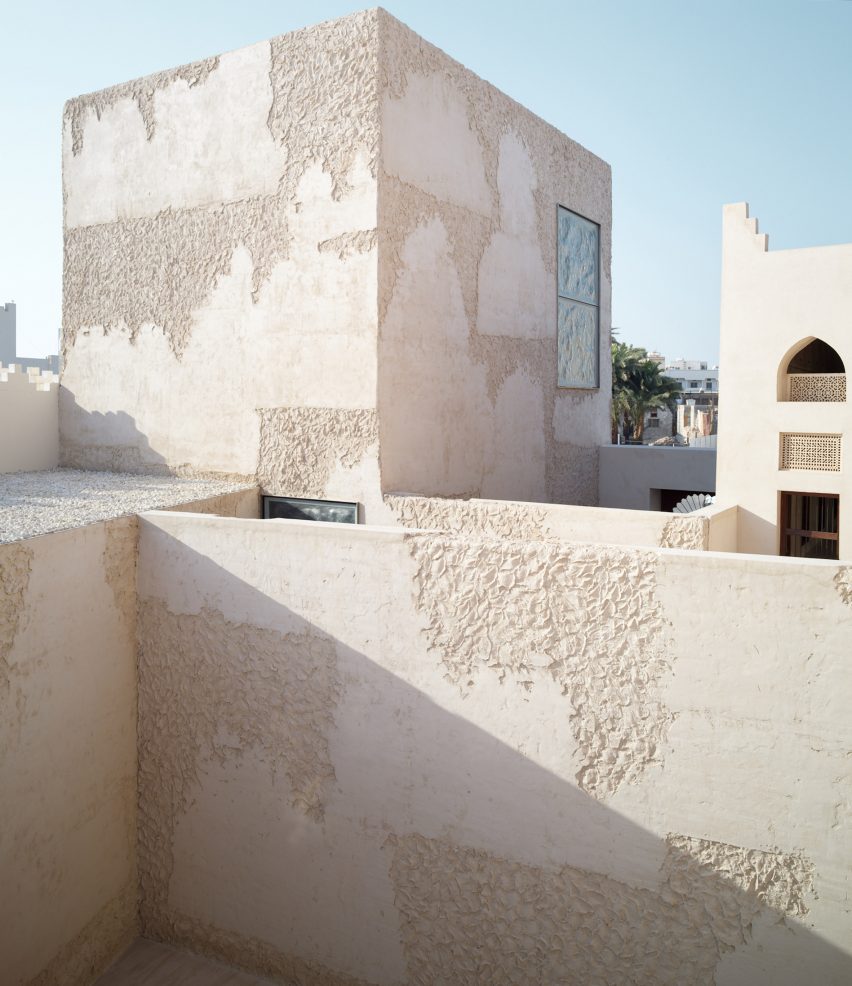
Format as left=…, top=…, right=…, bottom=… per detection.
left=389, top=832, right=814, bottom=986
left=716, top=202, right=852, bottom=557
left=836, top=566, right=852, bottom=605
left=65, top=56, right=220, bottom=158
left=62, top=9, right=609, bottom=511
left=132, top=512, right=852, bottom=984
left=0, top=523, right=138, bottom=985
left=659, top=514, right=708, bottom=550
left=0, top=365, right=59, bottom=473
left=26, top=884, right=137, bottom=986
left=377, top=11, right=611, bottom=505
left=406, top=533, right=671, bottom=797
left=385, top=492, right=724, bottom=551
left=0, top=542, right=32, bottom=694
left=137, top=599, right=341, bottom=939
left=386, top=492, right=552, bottom=540
left=257, top=407, right=378, bottom=502
left=62, top=11, right=381, bottom=506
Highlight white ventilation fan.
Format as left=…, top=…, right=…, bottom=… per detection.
left=673, top=493, right=715, bottom=514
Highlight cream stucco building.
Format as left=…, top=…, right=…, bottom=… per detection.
left=60, top=8, right=611, bottom=517
left=717, top=203, right=851, bottom=559
left=2, top=11, right=851, bottom=986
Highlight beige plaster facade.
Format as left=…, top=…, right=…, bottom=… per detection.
left=0, top=365, right=58, bottom=473
left=60, top=9, right=610, bottom=515
left=0, top=520, right=139, bottom=986
left=0, top=487, right=255, bottom=986
left=717, top=203, right=852, bottom=557
left=124, top=509, right=850, bottom=985
left=8, top=10, right=851, bottom=986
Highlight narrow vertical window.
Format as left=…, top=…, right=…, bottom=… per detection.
left=557, top=206, right=600, bottom=389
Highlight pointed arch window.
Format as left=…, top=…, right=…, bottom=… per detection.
left=783, top=339, right=845, bottom=401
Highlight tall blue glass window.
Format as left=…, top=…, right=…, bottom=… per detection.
left=557, top=207, right=600, bottom=389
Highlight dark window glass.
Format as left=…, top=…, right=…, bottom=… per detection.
left=780, top=493, right=839, bottom=560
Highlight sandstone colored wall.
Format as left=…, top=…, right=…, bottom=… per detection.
left=135, top=510, right=852, bottom=985
left=0, top=520, right=138, bottom=985
left=384, top=492, right=714, bottom=551
left=0, top=365, right=58, bottom=473
left=376, top=12, right=611, bottom=505
left=717, top=203, right=852, bottom=556
left=61, top=11, right=384, bottom=515
left=61, top=10, right=612, bottom=517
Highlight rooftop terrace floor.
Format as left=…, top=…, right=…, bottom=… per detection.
left=0, top=469, right=253, bottom=544
left=95, top=938, right=275, bottom=985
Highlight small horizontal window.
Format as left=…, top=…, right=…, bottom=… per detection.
left=263, top=496, right=358, bottom=524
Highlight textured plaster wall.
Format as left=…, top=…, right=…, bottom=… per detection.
left=376, top=11, right=611, bottom=505
left=0, top=520, right=138, bottom=985
left=717, top=202, right=852, bottom=556
left=385, top=492, right=714, bottom=550
left=0, top=365, right=58, bottom=473
left=135, top=511, right=852, bottom=985
left=61, top=12, right=383, bottom=514
left=62, top=9, right=612, bottom=515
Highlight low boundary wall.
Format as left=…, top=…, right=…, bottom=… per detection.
left=131, top=511, right=852, bottom=985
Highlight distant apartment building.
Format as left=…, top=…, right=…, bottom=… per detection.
left=641, top=355, right=719, bottom=445
left=0, top=302, right=61, bottom=373
left=663, top=358, right=719, bottom=395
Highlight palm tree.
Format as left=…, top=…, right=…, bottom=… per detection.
left=611, top=341, right=646, bottom=442
left=611, top=341, right=681, bottom=442
left=625, top=360, right=681, bottom=441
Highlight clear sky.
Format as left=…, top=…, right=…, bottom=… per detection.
left=1, top=0, right=850, bottom=362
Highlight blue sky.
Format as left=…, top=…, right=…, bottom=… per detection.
left=1, top=1, right=850, bottom=361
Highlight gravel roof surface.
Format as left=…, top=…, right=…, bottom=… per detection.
left=0, top=469, right=254, bottom=544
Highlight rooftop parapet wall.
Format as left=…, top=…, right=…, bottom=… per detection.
left=132, top=511, right=852, bottom=984
left=0, top=363, right=59, bottom=473
left=0, top=520, right=139, bottom=985
left=384, top=492, right=720, bottom=551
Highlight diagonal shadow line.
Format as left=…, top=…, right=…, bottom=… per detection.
left=131, top=514, right=852, bottom=986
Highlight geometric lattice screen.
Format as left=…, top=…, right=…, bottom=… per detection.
left=779, top=433, right=842, bottom=471
left=557, top=206, right=599, bottom=388
left=787, top=373, right=847, bottom=402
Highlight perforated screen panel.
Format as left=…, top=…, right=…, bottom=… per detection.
left=779, top=433, right=841, bottom=472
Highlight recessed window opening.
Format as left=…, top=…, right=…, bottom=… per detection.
left=556, top=206, right=600, bottom=390
left=263, top=496, right=358, bottom=524
left=787, top=339, right=844, bottom=374
left=783, top=338, right=846, bottom=402
left=780, top=492, right=839, bottom=560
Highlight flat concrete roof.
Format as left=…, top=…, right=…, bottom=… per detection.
left=0, top=469, right=254, bottom=544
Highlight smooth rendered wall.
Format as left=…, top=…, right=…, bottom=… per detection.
left=61, top=12, right=385, bottom=516
left=0, top=366, right=58, bottom=473
left=598, top=445, right=717, bottom=510
left=376, top=11, right=611, bottom=505
left=136, top=511, right=852, bottom=985
left=0, top=520, right=138, bottom=985
left=717, top=203, right=852, bottom=556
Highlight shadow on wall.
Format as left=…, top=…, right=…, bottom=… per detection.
left=59, top=387, right=169, bottom=473
left=132, top=525, right=852, bottom=986
left=736, top=507, right=781, bottom=555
